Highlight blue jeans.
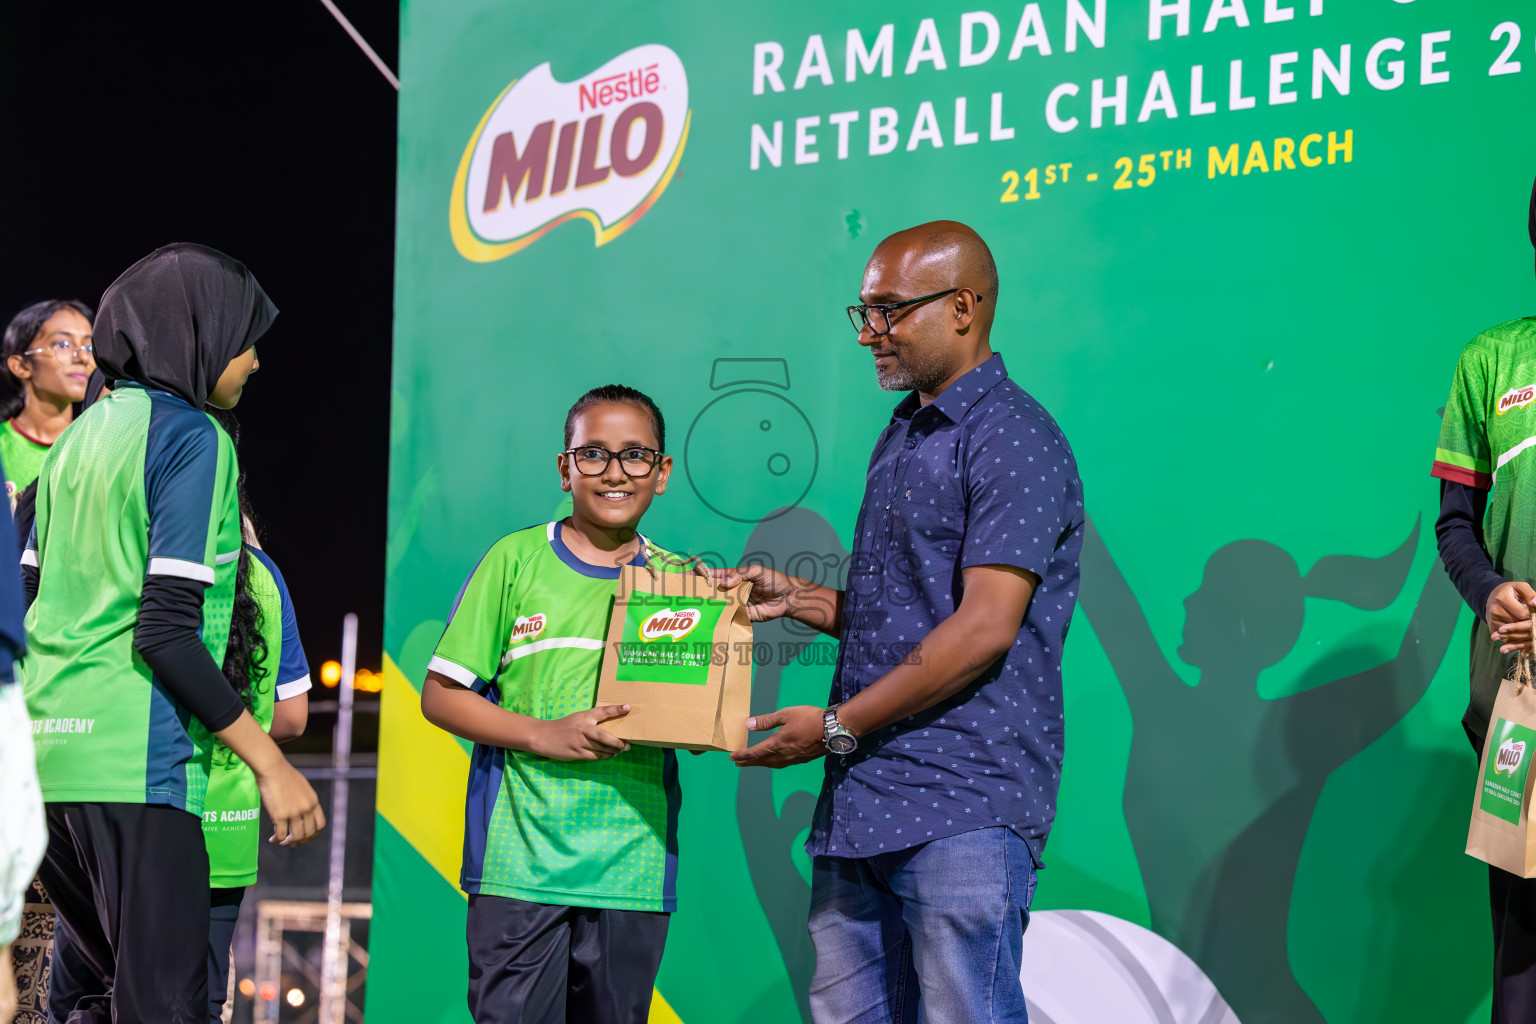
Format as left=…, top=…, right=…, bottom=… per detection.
left=807, top=826, right=1037, bottom=1024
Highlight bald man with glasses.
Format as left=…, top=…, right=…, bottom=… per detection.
left=715, top=221, right=1085, bottom=1023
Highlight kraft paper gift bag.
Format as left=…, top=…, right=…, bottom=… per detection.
left=595, top=558, right=753, bottom=752
left=1468, top=620, right=1536, bottom=877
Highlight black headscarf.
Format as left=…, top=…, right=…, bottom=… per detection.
left=81, top=368, right=107, bottom=410
left=1529, top=174, right=1536, bottom=280
left=93, top=243, right=277, bottom=407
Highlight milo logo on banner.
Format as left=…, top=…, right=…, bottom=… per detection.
left=449, top=43, right=690, bottom=262
left=615, top=593, right=722, bottom=685
left=1481, top=718, right=1536, bottom=825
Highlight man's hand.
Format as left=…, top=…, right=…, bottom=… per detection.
left=730, top=705, right=828, bottom=768
left=255, top=760, right=326, bottom=847
left=709, top=565, right=842, bottom=635
left=1489, top=581, right=1536, bottom=654
left=709, top=565, right=795, bottom=622
left=528, top=706, right=632, bottom=761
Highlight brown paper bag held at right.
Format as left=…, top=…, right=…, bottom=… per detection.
left=1468, top=629, right=1536, bottom=878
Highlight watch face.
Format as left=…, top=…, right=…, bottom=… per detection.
left=828, top=733, right=858, bottom=755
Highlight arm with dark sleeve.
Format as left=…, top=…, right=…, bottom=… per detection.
left=134, top=413, right=243, bottom=732
left=134, top=576, right=244, bottom=731
left=1436, top=479, right=1502, bottom=620
left=1431, top=339, right=1499, bottom=619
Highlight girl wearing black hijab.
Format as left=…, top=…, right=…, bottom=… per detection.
left=20, top=244, right=325, bottom=1023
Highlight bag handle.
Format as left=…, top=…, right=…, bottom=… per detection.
left=1511, top=605, right=1536, bottom=695
left=631, top=547, right=721, bottom=587
left=619, top=552, right=731, bottom=616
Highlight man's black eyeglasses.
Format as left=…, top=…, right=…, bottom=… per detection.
left=561, top=446, right=664, bottom=478
left=846, top=288, right=985, bottom=336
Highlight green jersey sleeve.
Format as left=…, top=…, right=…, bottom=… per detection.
left=429, top=540, right=516, bottom=689
left=1434, top=339, right=1494, bottom=490
left=0, top=422, right=49, bottom=502
left=144, top=408, right=238, bottom=582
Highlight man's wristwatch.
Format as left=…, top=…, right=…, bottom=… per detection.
left=823, top=705, right=857, bottom=755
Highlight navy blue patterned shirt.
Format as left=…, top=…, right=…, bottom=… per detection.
left=807, top=354, right=1083, bottom=864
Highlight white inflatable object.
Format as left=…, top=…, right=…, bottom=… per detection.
left=1019, top=910, right=1241, bottom=1024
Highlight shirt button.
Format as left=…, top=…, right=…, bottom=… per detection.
left=904, top=439, right=918, bottom=450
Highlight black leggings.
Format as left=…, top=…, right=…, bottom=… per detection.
left=40, top=802, right=210, bottom=1024
left=1490, top=865, right=1536, bottom=1024
left=208, top=886, right=247, bottom=1023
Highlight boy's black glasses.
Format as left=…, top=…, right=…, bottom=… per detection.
left=562, top=446, right=664, bottom=478
left=846, top=288, right=984, bottom=336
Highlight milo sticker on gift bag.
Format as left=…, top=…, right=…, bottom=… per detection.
left=598, top=564, right=754, bottom=751
left=1481, top=718, right=1536, bottom=825
left=614, top=593, right=727, bottom=685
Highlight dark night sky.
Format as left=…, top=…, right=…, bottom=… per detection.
left=0, top=2, right=397, bottom=686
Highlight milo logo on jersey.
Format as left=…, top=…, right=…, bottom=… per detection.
left=509, top=614, right=547, bottom=644
left=449, top=43, right=690, bottom=262
left=1498, top=384, right=1536, bottom=414
left=1482, top=718, right=1536, bottom=824
left=640, top=608, right=701, bottom=642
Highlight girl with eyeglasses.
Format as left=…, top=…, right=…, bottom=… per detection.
left=0, top=300, right=96, bottom=504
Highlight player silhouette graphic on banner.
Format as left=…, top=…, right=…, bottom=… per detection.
left=1079, top=517, right=1461, bottom=1024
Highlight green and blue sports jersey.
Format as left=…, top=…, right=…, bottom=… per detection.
left=0, top=420, right=50, bottom=503
left=22, top=383, right=241, bottom=814
left=1433, top=318, right=1536, bottom=574
left=1432, top=317, right=1536, bottom=735
left=203, top=546, right=312, bottom=888
left=430, top=521, right=682, bottom=913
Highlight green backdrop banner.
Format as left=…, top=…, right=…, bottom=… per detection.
left=378, top=2, right=1536, bottom=1021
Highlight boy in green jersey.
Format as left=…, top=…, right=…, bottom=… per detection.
left=421, top=385, right=683, bottom=1024
left=22, top=245, right=324, bottom=1023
